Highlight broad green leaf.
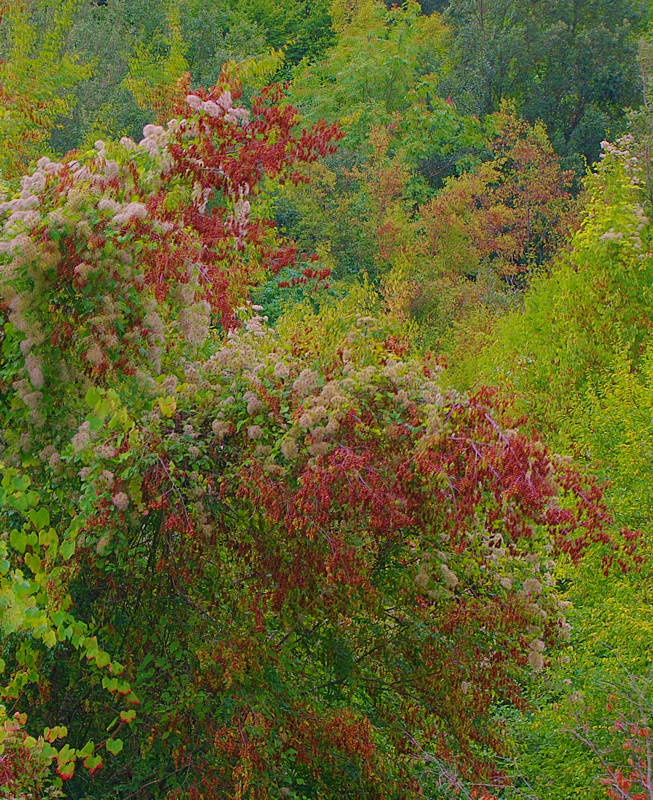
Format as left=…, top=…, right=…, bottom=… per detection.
left=9, top=529, right=27, bottom=554
left=106, top=737, right=123, bottom=755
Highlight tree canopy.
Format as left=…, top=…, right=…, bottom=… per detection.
left=0, top=2, right=651, bottom=798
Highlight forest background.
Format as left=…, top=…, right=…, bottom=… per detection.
left=0, top=0, right=651, bottom=798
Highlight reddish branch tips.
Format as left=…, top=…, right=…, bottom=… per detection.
left=0, top=81, right=342, bottom=390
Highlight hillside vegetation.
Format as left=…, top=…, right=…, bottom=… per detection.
left=0, top=2, right=651, bottom=799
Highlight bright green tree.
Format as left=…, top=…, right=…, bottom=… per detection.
left=449, top=138, right=652, bottom=800
left=291, top=0, right=448, bottom=154
left=0, top=0, right=90, bottom=179
left=460, top=140, right=652, bottom=431
left=123, top=6, right=190, bottom=122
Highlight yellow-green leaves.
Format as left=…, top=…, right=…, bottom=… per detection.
left=0, top=0, right=91, bottom=178
left=0, top=461, right=136, bottom=787
left=158, top=394, right=177, bottom=417
left=9, top=529, right=27, bottom=555
left=123, top=5, right=189, bottom=122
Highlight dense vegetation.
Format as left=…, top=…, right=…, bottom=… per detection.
left=0, top=1, right=651, bottom=798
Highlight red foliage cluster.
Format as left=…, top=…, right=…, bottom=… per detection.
left=572, top=687, right=653, bottom=800
left=420, top=111, right=577, bottom=281
left=2, top=80, right=342, bottom=392
left=0, top=713, right=50, bottom=795
left=603, top=702, right=652, bottom=800
left=162, top=83, right=341, bottom=323
left=77, top=358, right=634, bottom=798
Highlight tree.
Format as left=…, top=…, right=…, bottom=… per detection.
left=443, top=0, right=648, bottom=167
left=0, top=0, right=91, bottom=179
left=123, top=6, right=190, bottom=123
left=390, top=107, right=576, bottom=352
left=0, top=80, right=634, bottom=798
left=462, top=138, right=652, bottom=433
left=277, top=3, right=480, bottom=285
left=421, top=108, right=576, bottom=281
left=447, top=137, right=652, bottom=800
left=291, top=0, right=448, bottom=155
left=44, top=0, right=335, bottom=154
left=570, top=671, right=653, bottom=800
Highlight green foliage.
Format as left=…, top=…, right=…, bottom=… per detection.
left=627, top=36, right=653, bottom=205
left=291, top=0, right=448, bottom=155
left=448, top=138, right=653, bottom=800
left=276, top=124, right=422, bottom=283
left=379, top=107, right=576, bottom=356
left=123, top=5, right=190, bottom=121
left=562, top=346, right=653, bottom=533
left=231, top=0, right=334, bottom=68
left=0, top=0, right=91, bottom=179
left=398, top=76, right=487, bottom=191
left=0, top=464, right=133, bottom=796
left=443, top=0, right=649, bottom=167
left=506, top=556, right=652, bottom=800
left=458, top=143, right=653, bottom=430
left=44, top=0, right=334, bottom=152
